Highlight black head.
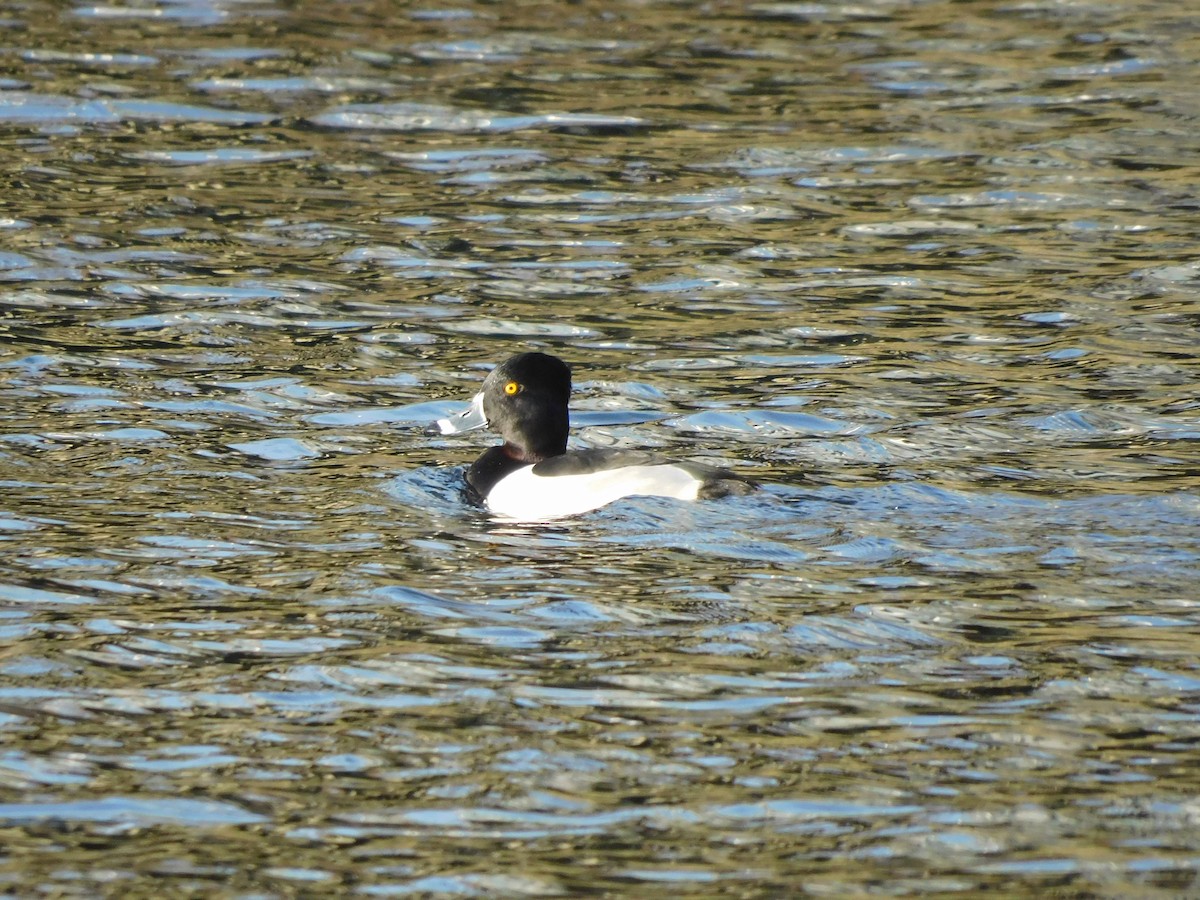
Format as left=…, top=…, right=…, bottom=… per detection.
left=480, top=352, right=572, bottom=461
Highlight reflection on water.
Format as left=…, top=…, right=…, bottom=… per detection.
left=2, top=0, right=1199, bottom=894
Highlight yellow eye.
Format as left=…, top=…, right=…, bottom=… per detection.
left=504, top=381, right=522, bottom=396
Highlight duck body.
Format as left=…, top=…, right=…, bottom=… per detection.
left=437, top=352, right=754, bottom=521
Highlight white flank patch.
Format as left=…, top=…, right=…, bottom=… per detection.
left=485, top=464, right=702, bottom=521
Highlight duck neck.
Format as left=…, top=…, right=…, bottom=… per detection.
left=507, top=435, right=565, bottom=463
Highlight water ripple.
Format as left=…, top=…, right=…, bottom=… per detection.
left=309, top=102, right=647, bottom=133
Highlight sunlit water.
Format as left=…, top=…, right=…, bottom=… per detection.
left=2, top=0, right=1199, bottom=894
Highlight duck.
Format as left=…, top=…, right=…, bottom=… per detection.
left=435, top=351, right=755, bottom=520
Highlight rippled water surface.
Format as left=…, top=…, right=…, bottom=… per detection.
left=2, top=0, right=1200, bottom=895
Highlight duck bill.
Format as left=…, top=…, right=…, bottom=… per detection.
left=437, top=391, right=488, bottom=435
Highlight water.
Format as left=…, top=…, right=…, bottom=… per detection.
left=2, top=0, right=1200, bottom=894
